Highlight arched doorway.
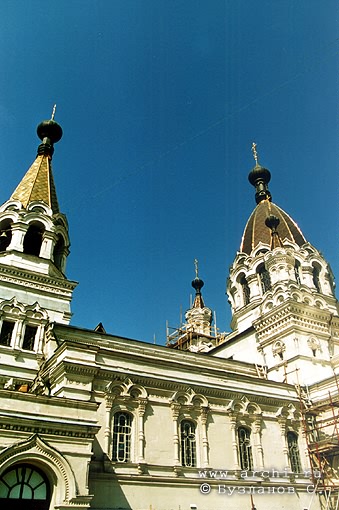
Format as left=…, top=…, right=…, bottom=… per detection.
left=0, top=463, right=51, bottom=510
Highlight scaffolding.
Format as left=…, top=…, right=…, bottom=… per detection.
left=166, top=322, right=226, bottom=351
left=298, top=376, right=339, bottom=509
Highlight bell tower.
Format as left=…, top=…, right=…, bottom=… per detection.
left=0, top=110, right=76, bottom=325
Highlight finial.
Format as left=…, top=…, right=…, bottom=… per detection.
left=248, top=144, right=272, bottom=204
left=192, top=259, right=204, bottom=297
left=36, top=109, right=63, bottom=158
left=194, top=258, right=199, bottom=279
left=51, top=104, right=57, bottom=120
left=251, top=142, right=259, bottom=165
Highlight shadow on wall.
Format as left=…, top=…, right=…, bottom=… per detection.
left=89, top=438, right=132, bottom=510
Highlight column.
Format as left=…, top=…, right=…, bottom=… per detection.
left=40, top=231, right=57, bottom=259
left=247, top=272, right=261, bottom=302
left=252, top=419, right=264, bottom=469
left=36, top=323, right=47, bottom=353
left=137, top=399, right=147, bottom=463
left=104, top=396, right=113, bottom=455
left=171, top=403, right=181, bottom=466
left=279, top=419, right=290, bottom=467
left=13, top=320, right=24, bottom=349
left=200, top=406, right=209, bottom=467
left=230, top=415, right=240, bottom=470
left=8, top=222, right=28, bottom=252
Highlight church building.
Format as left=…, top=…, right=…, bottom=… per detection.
left=0, top=115, right=338, bottom=510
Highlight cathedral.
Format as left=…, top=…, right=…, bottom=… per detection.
left=0, top=115, right=338, bottom=510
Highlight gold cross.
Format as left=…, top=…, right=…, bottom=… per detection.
left=194, top=258, right=199, bottom=279
left=251, top=142, right=259, bottom=165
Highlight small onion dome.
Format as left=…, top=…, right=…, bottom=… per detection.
left=37, top=119, right=63, bottom=144
left=265, top=214, right=280, bottom=231
left=248, top=164, right=272, bottom=204
left=37, top=119, right=63, bottom=157
left=192, top=277, right=204, bottom=294
left=248, top=164, right=271, bottom=186
left=265, top=214, right=283, bottom=249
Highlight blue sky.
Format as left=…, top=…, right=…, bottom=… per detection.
left=0, top=1, right=338, bottom=344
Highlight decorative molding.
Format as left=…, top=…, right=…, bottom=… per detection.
left=0, top=434, right=75, bottom=502
left=0, top=264, right=76, bottom=296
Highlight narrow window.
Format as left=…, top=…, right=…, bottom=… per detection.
left=0, top=321, right=14, bottom=347
left=287, top=431, right=302, bottom=473
left=258, top=264, right=271, bottom=294
left=180, top=420, right=196, bottom=467
left=240, top=275, right=250, bottom=306
left=294, top=260, right=301, bottom=284
left=238, top=427, right=253, bottom=470
left=112, top=412, right=132, bottom=462
left=312, top=265, right=321, bottom=293
left=22, top=325, right=37, bottom=350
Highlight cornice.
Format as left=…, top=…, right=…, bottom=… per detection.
left=0, top=388, right=99, bottom=411
left=93, top=369, right=298, bottom=407
left=52, top=333, right=259, bottom=380
left=0, top=419, right=99, bottom=439
left=0, top=264, right=77, bottom=297
left=254, top=302, right=332, bottom=342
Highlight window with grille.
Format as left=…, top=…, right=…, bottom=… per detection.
left=22, top=325, right=37, bottom=350
left=112, top=412, right=132, bottom=462
left=287, top=431, right=302, bottom=473
left=180, top=420, right=196, bottom=467
left=240, top=275, right=250, bottom=305
left=0, top=321, right=14, bottom=347
left=238, top=427, right=253, bottom=470
left=258, top=264, right=271, bottom=294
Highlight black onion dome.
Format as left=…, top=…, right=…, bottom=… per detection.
left=192, top=277, right=204, bottom=293
left=265, top=214, right=280, bottom=231
left=240, top=200, right=306, bottom=255
left=37, top=119, right=63, bottom=144
left=248, top=164, right=271, bottom=186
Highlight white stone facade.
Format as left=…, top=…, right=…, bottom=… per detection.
left=0, top=122, right=337, bottom=510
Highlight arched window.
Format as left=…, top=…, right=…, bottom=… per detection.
left=112, top=412, right=132, bottom=462
left=257, top=264, right=271, bottom=294
left=23, top=223, right=44, bottom=256
left=287, top=431, right=302, bottom=473
left=180, top=420, right=196, bottom=467
left=238, top=427, right=253, bottom=470
left=0, top=464, right=50, bottom=510
left=312, top=264, right=321, bottom=293
left=240, top=275, right=250, bottom=306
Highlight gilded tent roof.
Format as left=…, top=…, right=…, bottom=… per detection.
left=10, top=154, right=59, bottom=213
left=240, top=199, right=306, bottom=255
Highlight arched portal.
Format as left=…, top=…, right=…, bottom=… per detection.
left=0, top=463, right=51, bottom=510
